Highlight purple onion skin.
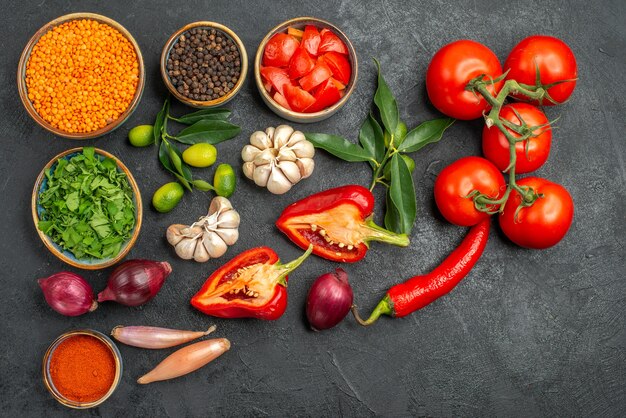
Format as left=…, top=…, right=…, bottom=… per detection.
left=38, top=272, right=97, bottom=316
left=98, top=260, right=172, bottom=307
left=306, top=268, right=354, bottom=331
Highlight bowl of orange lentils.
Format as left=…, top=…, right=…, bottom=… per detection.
left=17, top=13, right=145, bottom=140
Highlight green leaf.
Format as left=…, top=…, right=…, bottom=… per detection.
left=305, top=133, right=373, bottom=162
left=154, top=98, right=169, bottom=145
left=398, top=118, right=455, bottom=153
left=359, top=114, right=385, bottom=169
left=65, top=192, right=79, bottom=212
left=175, top=108, right=231, bottom=125
left=373, top=58, right=399, bottom=136
left=173, top=120, right=241, bottom=144
left=159, top=141, right=192, bottom=191
left=388, top=154, right=417, bottom=234
left=192, top=179, right=215, bottom=191
left=384, top=191, right=402, bottom=232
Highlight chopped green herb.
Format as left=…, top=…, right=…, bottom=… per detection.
left=37, top=147, right=136, bottom=260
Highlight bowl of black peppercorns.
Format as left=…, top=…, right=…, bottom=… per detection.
left=161, top=22, right=248, bottom=108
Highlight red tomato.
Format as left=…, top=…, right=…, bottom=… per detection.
left=263, top=33, right=300, bottom=67
left=482, top=103, right=551, bottom=174
left=426, top=40, right=503, bottom=120
left=504, top=35, right=577, bottom=105
left=299, top=62, right=332, bottom=92
left=434, top=156, right=506, bottom=226
left=499, top=177, right=573, bottom=249
left=320, top=52, right=351, bottom=85
left=301, top=25, right=321, bottom=56
left=260, top=66, right=292, bottom=96
left=289, top=47, right=316, bottom=79
left=284, top=84, right=316, bottom=112
left=318, top=30, right=348, bottom=55
left=306, top=78, right=342, bottom=113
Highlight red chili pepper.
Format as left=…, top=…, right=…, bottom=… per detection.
left=276, top=185, right=409, bottom=263
left=191, top=245, right=312, bottom=320
left=352, top=219, right=490, bottom=325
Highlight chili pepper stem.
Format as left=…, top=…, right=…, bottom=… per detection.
left=364, top=219, right=410, bottom=247
left=351, top=296, right=393, bottom=326
left=275, top=244, right=313, bottom=286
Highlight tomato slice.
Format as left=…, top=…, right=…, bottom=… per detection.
left=298, top=62, right=332, bottom=92
left=260, top=66, right=292, bottom=96
left=318, top=30, right=348, bottom=55
left=319, top=52, right=351, bottom=85
left=305, top=78, right=341, bottom=113
left=273, top=91, right=291, bottom=110
left=288, top=47, right=316, bottom=79
left=284, top=84, right=316, bottom=112
left=330, top=77, right=346, bottom=90
left=301, top=25, right=321, bottom=56
left=263, top=33, right=300, bottom=67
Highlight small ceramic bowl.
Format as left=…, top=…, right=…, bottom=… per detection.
left=161, top=21, right=248, bottom=108
left=17, top=13, right=145, bottom=140
left=255, top=17, right=358, bottom=123
left=42, top=329, right=123, bottom=409
left=32, top=148, right=143, bottom=270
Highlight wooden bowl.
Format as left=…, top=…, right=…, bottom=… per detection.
left=161, top=21, right=248, bottom=108
left=32, top=148, right=143, bottom=270
left=17, top=13, right=145, bottom=140
left=42, top=329, right=123, bottom=409
left=255, top=17, right=358, bottom=123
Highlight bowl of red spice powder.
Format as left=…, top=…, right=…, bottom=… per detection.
left=42, top=329, right=122, bottom=408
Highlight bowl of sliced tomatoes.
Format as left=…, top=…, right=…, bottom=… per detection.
left=255, top=17, right=358, bottom=123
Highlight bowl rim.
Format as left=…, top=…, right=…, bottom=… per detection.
left=42, top=329, right=123, bottom=409
left=160, top=21, right=249, bottom=108
left=16, top=12, right=146, bottom=140
left=31, top=147, right=143, bottom=270
left=254, top=16, right=359, bottom=120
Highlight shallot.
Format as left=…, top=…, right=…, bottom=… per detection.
left=111, top=325, right=217, bottom=349
left=137, top=338, right=231, bottom=384
left=38, top=272, right=98, bottom=316
left=98, top=259, right=172, bottom=307
left=306, top=269, right=354, bottom=331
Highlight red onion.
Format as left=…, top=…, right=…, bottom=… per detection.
left=98, top=260, right=172, bottom=307
left=38, top=272, right=98, bottom=316
left=306, top=268, right=353, bottom=331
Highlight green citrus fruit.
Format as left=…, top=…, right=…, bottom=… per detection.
left=128, top=125, right=155, bottom=147
left=182, top=143, right=218, bottom=168
left=213, top=164, right=236, bottom=197
left=152, top=182, right=184, bottom=213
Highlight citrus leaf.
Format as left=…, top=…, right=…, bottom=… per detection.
left=173, top=120, right=241, bottom=144
left=359, top=113, right=385, bottom=169
left=175, top=108, right=232, bottom=125
left=389, top=153, right=416, bottom=234
left=154, top=98, right=169, bottom=146
left=398, top=118, right=455, bottom=153
left=305, top=133, right=373, bottom=162
left=373, top=58, right=399, bottom=136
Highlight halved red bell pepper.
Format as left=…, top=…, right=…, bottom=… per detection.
left=191, top=245, right=312, bottom=320
left=276, top=185, right=409, bottom=263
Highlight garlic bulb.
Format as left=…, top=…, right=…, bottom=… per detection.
left=166, top=196, right=240, bottom=262
left=241, top=125, right=315, bottom=194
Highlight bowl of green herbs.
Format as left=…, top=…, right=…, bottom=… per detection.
left=32, top=147, right=142, bottom=269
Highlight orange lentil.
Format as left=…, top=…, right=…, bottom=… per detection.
left=25, top=19, right=139, bottom=134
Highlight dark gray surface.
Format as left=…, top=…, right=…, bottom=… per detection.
left=1, top=0, right=624, bottom=416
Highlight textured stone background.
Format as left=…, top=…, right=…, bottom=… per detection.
left=1, top=0, right=624, bottom=416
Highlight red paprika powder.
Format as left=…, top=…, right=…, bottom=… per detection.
left=49, top=334, right=116, bottom=403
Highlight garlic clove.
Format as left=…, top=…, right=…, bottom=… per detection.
left=242, top=145, right=262, bottom=162
left=193, top=239, right=211, bottom=262
left=277, top=148, right=297, bottom=162
left=291, top=140, right=315, bottom=159
left=253, top=164, right=272, bottom=187
left=267, top=167, right=293, bottom=194
left=250, top=131, right=272, bottom=150
left=277, top=161, right=302, bottom=184
left=175, top=238, right=198, bottom=260
left=286, top=130, right=306, bottom=147
left=209, top=196, right=233, bottom=216
left=166, top=224, right=187, bottom=246
left=203, top=232, right=228, bottom=258
left=181, top=225, right=203, bottom=237
left=217, top=210, right=240, bottom=229
left=297, top=158, right=315, bottom=179
left=254, top=148, right=277, bottom=166
left=216, top=228, right=239, bottom=246
left=243, top=162, right=255, bottom=180
left=273, top=125, right=295, bottom=149
left=265, top=126, right=275, bottom=140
